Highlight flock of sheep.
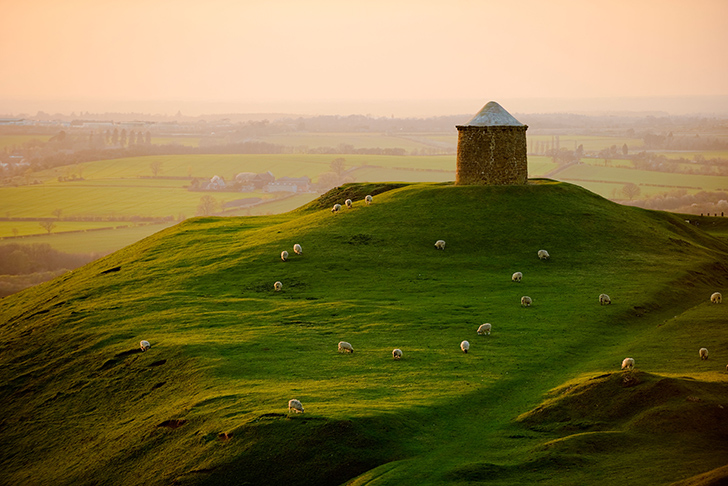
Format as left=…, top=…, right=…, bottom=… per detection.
left=139, top=193, right=726, bottom=415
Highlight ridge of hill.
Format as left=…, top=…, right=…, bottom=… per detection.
left=1, top=181, right=727, bottom=485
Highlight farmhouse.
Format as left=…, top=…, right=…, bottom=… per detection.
left=456, top=101, right=528, bottom=185
left=266, top=176, right=311, bottom=193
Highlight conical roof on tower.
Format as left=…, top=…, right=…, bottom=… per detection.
left=462, top=101, right=523, bottom=127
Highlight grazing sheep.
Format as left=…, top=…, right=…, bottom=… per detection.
left=288, top=399, right=304, bottom=414
left=332, top=203, right=342, bottom=213
left=460, top=340, right=470, bottom=353
left=293, top=244, right=302, bottom=255
left=345, top=198, right=353, bottom=208
left=700, top=348, right=709, bottom=360
left=392, top=348, right=403, bottom=360
left=140, top=340, right=151, bottom=352
left=512, top=272, right=522, bottom=282
left=711, top=292, right=722, bottom=304
left=477, top=323, right=491, bottom=335
left=274, top=281, right=283, bottom=291
left=435, top=240, right=446, bottom=250
left=281, top=250, right=289, bottom=262
left=538, top=249, right=550, bottom=260
left=365, top=195, right=373, bottom=205
left=521, top=296, right=532, bottom=307
left=621, top=357, right=634, bottom=370
left=599, top=294, right=611, bottom=305
left=338, top=341, right=354, bottom=353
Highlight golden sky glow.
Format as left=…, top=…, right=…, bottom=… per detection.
left=1, top=0, right=727, bottom=116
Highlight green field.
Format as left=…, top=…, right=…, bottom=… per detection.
left=0, top=222, right=176, bottom=254
left=259, top=132, right=444, bottom=151
left=557, top=164, right=728, bottom=194
left=0, top=134, right=53, bottom=150
left=1, top=182, right=726, bottom=485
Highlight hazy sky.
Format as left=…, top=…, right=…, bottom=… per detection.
left=1, top=0, right=727, bottom=116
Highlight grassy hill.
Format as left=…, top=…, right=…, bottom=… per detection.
left=1, top=181, right=727, bottom=486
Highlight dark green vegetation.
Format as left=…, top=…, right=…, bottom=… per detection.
left=1, top=181, right=727, bottom=485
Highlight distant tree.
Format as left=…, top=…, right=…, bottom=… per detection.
left=39, top=220, right=56, bottom=234
left=104, top=130, right=111, bottom=144
left=150, top=161, right=163, bottom=177
left=196, top=195, right=219, bottom=216
left=330, top=158, right=345, bottom=176
left=575, top=144, right=584, bottom=159
left=11, top=228, right=18, bottom=237
left=128, top=130, right=136, bottom=146
left=52, top=208, right=62, bottom=219
left=621, top=183, right=641, bottom=200
left=145, top=131, right=151, bottom=145
left=622, top=143, right=629, bottom=156
left=112, top=128, right=119, bottom=146
left=120, top=129, right=127, bottom=147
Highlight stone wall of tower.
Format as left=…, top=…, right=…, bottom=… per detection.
left=455, top=125, right=528, bottom=185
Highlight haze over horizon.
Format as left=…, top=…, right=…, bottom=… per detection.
left=2, top=0, right=727, bottom=118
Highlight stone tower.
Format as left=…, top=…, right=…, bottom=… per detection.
left=455, top=101, right=528, bottom=185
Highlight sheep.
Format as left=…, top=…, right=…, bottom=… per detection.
left=538, top=249, right=550, bottom=260
left=599, top=293, right=611, bottom=305
left=293, top=243, right=302, bottom=255
left=338, top=341, right=354, bottom=353
left=512, top=272, right=522, bottom=282
left=274, top=281, right=283, bottom=291
left=288, top=399, right=304, bottom=414
left=345, top=198, right=353, bottom=209
left=281, top=250, right=289, bottom=262
left=460, top=340, right=470, bottom=353
left=435, top=240, right=446, bottom=250
left=365, top=195, right=373, bottom=205
left=392, top=348, right=403, bottom=360
left=521, top=296, right=532, bottom=307
left=711, top=292, right=722, bottom=304
left=621, top=357, right=634, bottom=370
left=332, top=203, right=342, bottom=213
left=477, top=323, right=491, bottom=335
left=699, top=347, right=709, bottom=360
left=140, top=340, right=151, bottom=352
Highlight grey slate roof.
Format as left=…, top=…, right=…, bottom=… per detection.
left=463, top=101, right=524, bottom=127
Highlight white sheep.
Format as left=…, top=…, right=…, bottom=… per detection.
left=521, top=296, right=532, bottom=307
left=711, top=292, right=722, bottom=304
left=699, top=347, right=709, bottom=360
left=345, top=198, right=353, bottom=208
left=332, top=203, right=342, bottom=213
left=621, top=357, right=634, bottom=370
left=293, top=244, right=302, bottom=255
left=140, top=340, right=151, bottom=352
left=512, top=272, right=522, bottom=282
left=338, top=341, right=354, bottom=353
left=435, top=240, right=446, bottom=250
left=477, top=323, right=491, bottom=335
left=274, top=281, right=283, bottom=291
left=599, top=294, right=611, bottom=305
left=365, top=195, right=373, bottom=205
left=392, top=348, right=403, bottom=360
left=281, top=250, right=289, bottom=262
left=460, top=340, right=470, bottom=353
left=288, top=399, right=304, bottom=414
left=538, top=249, right=550, bottom=260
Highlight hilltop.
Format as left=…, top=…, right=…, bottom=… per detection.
left=1, top=181, right=727, bottom=485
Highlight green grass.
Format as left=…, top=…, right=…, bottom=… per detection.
left=1, top=181, right=727, bottom=485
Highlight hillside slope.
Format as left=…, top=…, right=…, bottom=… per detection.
left=1, top=181, right=727, bottom=486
